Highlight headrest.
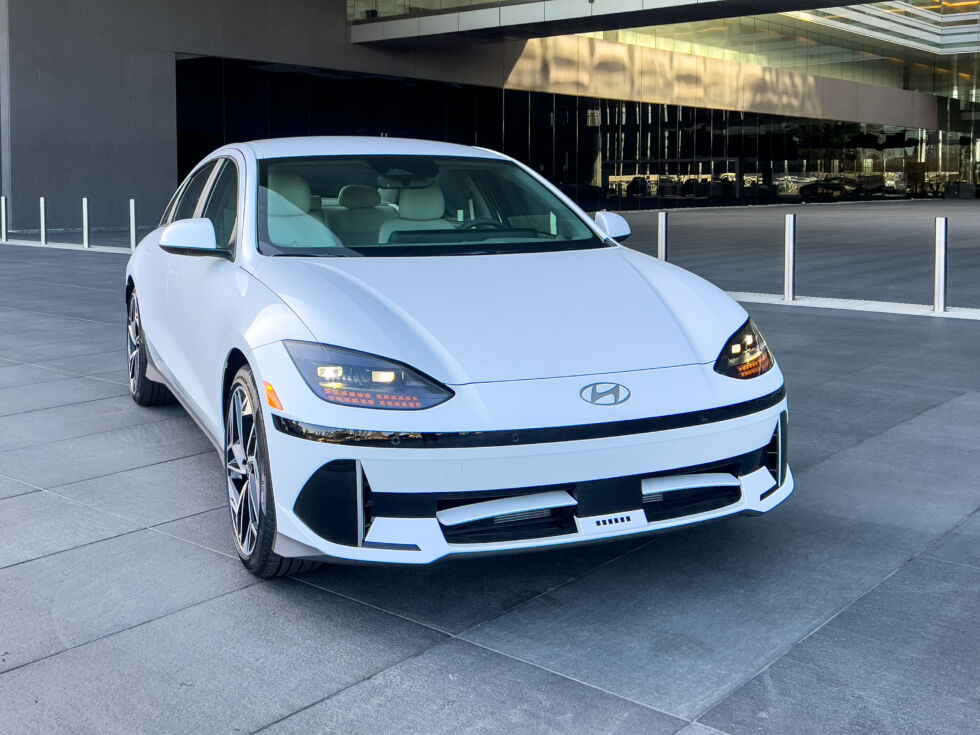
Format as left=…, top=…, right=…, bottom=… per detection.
left=398, top=186, right=445, bottom=221
left=338, top=185, right=381, bottom=209
left=267, top=171, right=311, bottom=215
left=379, top=188, right=400, bottom=206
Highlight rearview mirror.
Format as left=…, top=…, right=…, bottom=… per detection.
left=159, top=218, right=230, bottom=259
left=594, top=211, right=631, bottom=242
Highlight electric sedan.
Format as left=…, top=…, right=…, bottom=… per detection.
left=125, top=137, right=791, bottom=577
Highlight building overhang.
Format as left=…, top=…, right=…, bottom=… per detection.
left=350, top=0, right=872, bottom=46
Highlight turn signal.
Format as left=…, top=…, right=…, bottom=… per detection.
left=264, top=382, right=284, bottom=411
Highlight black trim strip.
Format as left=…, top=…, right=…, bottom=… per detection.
left=272, top=386, right=785, bottom=449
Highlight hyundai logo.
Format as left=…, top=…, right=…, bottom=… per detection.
left=580, top=382, right=631, bottom=406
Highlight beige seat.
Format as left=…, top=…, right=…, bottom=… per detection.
left=266, top=171, right=340, bottom=248
left=327, top=185, right=397, bottom=246
left=378, top=185, right=455, bottom=244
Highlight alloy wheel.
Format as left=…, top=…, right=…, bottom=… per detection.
left=127, top=297, right=141, bottom=395
left=226, top=384, right=261, bottom=557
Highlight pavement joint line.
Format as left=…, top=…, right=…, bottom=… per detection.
left=0, top=404, right=187, bottom=455
left=247, top=635, right=450, bottom=735
left=0, top=277, right=118, bottom=293
left=42, top=448, right=215, bottom=494
left=0, top=470, right=43, bottom=492
left=0, top=580, right=259, bottom=679
left=0, top=390, right=150, bottom=422
left=693, top=504, right=978, bottom=723
left=688, top=559, right=911, bottom=724
left=0, top=305, right=118, bottom=326
left=0, top=528, right=145, bottom=573
left=730, top=291, right=980, bottom=321
left=687, top=723, right=733, bottom=735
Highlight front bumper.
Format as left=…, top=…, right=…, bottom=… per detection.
left=265, top=390, right=792, bottom=565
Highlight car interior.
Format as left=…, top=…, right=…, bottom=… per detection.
left=257, top=156, right=593, bottom=253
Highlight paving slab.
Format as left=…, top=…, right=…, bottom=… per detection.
left=55, top=452, right=223, bottom=527
left=0, top=376, right=128, bottom=418
left=925, top=511, right=980, bottom=569
left=0, top=415, right=212, bottom=488
left=462, top=519, right=909, bottom=720
left=700, top=558, right=980, bottom=735
left=774, top=429, right=980, bottom=553
left=786, top=376, right=962, bottom=440
left=0, top=580, right=445, bottom=735
left=301, top=535, right=649, bottom=634
left=0, top=530, right=255, bottom=673
left=0, top=364, right=71, bottom=389
left=0, top=474, right=37, bottom=501
left=0, top=492, right=139, bottom=569
left=261, top=639, right=683, bottom=735
left=0, top=395, right=185, bottom=453
left=155, top=508, right=238, bottom=558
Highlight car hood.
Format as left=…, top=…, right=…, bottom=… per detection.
left=253, top=247, right=746, bottom=385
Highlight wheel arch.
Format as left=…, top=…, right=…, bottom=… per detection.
left=125, top=277, right=135, bottom=305
left=222, top=348, right=250, bottom=417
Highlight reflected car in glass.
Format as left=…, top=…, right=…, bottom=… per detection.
left=124, top=137, right=792, bottom=576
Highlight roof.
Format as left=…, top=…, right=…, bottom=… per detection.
left=236, top=136, right=508, bottom=161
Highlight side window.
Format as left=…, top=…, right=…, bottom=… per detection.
left=172, top=161, right=219, bottom=222
left=201, top=161, right=239, bottom=250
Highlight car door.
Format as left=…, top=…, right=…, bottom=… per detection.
left=164, top=157, right=243, bottom=434
left=141, top=160, right=220, bottom=389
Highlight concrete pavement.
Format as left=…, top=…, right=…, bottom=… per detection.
left=0, top=226, right=978, bottom=734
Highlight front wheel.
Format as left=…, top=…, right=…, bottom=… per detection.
left=225, top=364, right=317, bottom=577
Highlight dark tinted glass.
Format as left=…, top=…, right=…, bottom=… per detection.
left=202, top=161, right=239, bottom=249
left=173, top=162, right=218, bottom=221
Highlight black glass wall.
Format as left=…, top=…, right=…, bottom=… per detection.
left=177, top=57, right=980, bottom=212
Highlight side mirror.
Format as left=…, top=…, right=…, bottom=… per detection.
left=159, top=218, right=229, bottom=259
left=594, top=211, right=631, bottom=242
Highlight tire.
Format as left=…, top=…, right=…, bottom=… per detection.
left=225, top=364, right=318, bottom=577
left=127, top=293, right=176, bottom=406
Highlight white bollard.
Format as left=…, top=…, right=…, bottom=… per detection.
left=82, top=198, right=90, bottom=249
left=657, top=210, right=668, bottom=261
left=0, top=196, right=7, bottom=243
left=784, top=213, right=796, bottom=302
left=40, top=197, right=47, bottom=246
left=934, top=217, right=947, bottom=313
left=129, top=198, right=137, bottom=252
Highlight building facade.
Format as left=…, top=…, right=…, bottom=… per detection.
left=0, top=0, right=978, bottom=230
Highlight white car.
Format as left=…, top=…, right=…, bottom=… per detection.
left=125, top=137, right=791, bottom=577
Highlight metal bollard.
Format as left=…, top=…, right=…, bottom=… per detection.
left=82, top=198, right=90, bottom=249
left=0, top=196, right=7, bottom=243
left=934, top=217, right=947, bottom=313
left=784, top=213, right=796, bottom=302
left=129, top=198, right=137, bottom=252
left=40, top=197, right=47, bottom=246
left=657, top=210, right=668, bottom=261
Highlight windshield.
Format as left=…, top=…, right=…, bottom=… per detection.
left=256, top=155, right=606, bottom=257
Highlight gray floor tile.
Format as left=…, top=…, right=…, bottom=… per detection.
left=787, top=377, right=962, bottom=440
left=0, top=492, right=139, bottom=568
left=262, top=639, right=683, bottom=735
left=677, top=725, right=732, bottom=735
left=301, top=535, right=649, bottom=634
left=0, top=580, right=445, bottom=735
left=774, top=432, right=980, bottom=552
left=0, top=376, right=128, bottom=418
left=874, top=391, right=980, bottom=455
left=30, top=350, right=125, bottom=377
left=925, top=511, right=980, bottom=569
left=786, top=423, right=859, bottom=472
left=0, top=416, right=212, bottom=488
left=462, top=519, right=908, bottom=720
left=0, top=474, right=38, bottom=500
left=55, top=452, right=223, bottom=526
left=0, top=395, right=185, bottom=453
left=155, top=508, right=238, bottom=558
left=701, top=558, right=980, bottom=735
left=0, top=530, right=254, bottom=672
left=0, top=363, right=69, bottom=389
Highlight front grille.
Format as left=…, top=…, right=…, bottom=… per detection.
left=642, top=485, right=741, bottom=522
left=442, top=506, right=577, bottom=544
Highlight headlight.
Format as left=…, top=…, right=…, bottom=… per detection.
left=284, top=341, right=454, bottom=410
left=714, top=319, right=773, bottom=379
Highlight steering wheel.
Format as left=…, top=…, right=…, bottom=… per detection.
left=458, top=219, right=509, bottom=230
